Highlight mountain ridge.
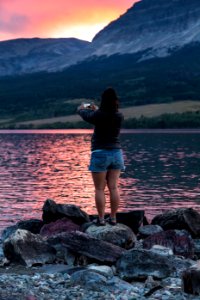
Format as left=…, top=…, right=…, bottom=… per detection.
left=1, top=0, right=200, bottom=76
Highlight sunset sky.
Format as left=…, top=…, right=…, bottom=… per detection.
left=0, top=0, right=139, bottom=42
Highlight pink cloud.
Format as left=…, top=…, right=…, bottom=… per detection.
left=0, top=0, right=139, bottom=41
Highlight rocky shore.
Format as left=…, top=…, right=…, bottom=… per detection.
left=1, top=199, right=200, bottom=300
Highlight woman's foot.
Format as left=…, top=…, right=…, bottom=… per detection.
left=106, top=216, right=117, bottom=226
left=92, top=218, right=106, bottom=226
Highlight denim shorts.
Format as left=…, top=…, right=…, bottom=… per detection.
left=89, top=149, right=125, bottom=172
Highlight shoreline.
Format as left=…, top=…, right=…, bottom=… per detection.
left=0, top=128, right=200, bottom=134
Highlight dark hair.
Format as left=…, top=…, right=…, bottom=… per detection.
left=100, top=88, right=119, bottom=113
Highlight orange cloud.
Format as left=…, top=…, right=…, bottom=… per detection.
left=0, top=0, right=139, bottom=41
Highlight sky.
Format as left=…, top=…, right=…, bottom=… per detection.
left=0, top=0, right=139, bottom=42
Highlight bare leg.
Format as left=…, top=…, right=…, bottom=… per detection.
left=106, top=169, right=121, bottom=219
left=92, top=172, right=107, bottom=219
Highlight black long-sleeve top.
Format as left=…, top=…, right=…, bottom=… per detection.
left=78, top=109, right=124, bottom=151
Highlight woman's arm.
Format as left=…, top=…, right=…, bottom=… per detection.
left=77, top=104, right=98, bottom=124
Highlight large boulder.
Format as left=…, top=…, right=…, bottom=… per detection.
left=47, top=231, right=125, bottom=264
left=40, top=218, right=80, bottom=238
left=143, top=229, right=194, bottom=258
left=85, top=223, right=136, bottom=249
left=182, top=262, right=200, bottom=295
left=152, top=208, right=200, bottom=238
left=42, top=199, right=90, bottom=225
left=116, top=249, right=174, bottom=280
left=90, top=210, right=145, bottom=233
left=1, top=219, right=44, bottom=242
left=116, top=211, right=145, bottom=233
left=3, top=229, right=56, bottom=267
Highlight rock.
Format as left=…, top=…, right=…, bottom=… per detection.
left=70, top=269, right=138, bottom=296
left=51, top=242, right=76, bottom=265
left=42, top=199, right=90, bottom=225
left=85, top=223, right=136, bottom=249
left=17, top=219, right=44, bottom=234
left=1, top=225, right=18, bottom=242
left=1, top=219, right=44, bottom=242
left=150, top=245, right=174, bottom=257
left=182, top=262, right=200, bottom=295
left=168, top=256, right=196, bottom=277
left=152, top=208, right=200, bottom=238
left=40, top=218, right=80, bottom=238
left=70, top=270, right=107, bottom=288
left=87, top=265, right=114, bottom=278
left=116, top=211, right=145, bottom=233
left=143, top=229, right=194, bottom=258
left=3, top=229, right=56, bottom=267
left=116, top=249, right=173, bottom=280
left=47, top=231, right=125, bottom=264
left=194, top=239, right=200, bottom=259
left=115, top=210, right=146, bottom=233
left=138, top=225, right=163, bottom=238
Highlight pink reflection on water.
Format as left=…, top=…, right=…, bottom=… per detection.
left=1, top=130, right=200, bottom=233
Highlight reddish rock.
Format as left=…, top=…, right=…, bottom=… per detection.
left=152, top=208, right=200, bottom=238
left=143, top=229, right=194, bottom=258
left=40, top=218, right=80, bottom=238
left=182, top=262, right=200, bottom=295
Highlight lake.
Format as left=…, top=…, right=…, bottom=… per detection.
left=0, top=129, right=200, bottom=233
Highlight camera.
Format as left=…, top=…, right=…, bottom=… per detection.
left=83, top=103, right=91, bottom=108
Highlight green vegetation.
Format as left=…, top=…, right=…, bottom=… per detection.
left=1, top=111, right=200, bottom=130
left=0, top=43, right=200, bottom=129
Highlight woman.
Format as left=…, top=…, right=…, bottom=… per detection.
left=77, top=88, right=125, bottom=226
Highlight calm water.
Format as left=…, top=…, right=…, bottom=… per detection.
left=0, top=129, right=200, bottom=233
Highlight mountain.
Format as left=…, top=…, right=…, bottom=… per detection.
left=91, top=0, right=200, bottom=58
left=0, top=38, right=89, bottom=76
left=0, top=0, right=200, bottom=77
left=0, top=0, right=200, bottom=124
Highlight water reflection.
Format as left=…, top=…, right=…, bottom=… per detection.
left=0, top=131, right=200, bottom=232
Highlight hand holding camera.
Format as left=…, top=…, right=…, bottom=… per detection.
left=78, top=102, right=98, bottom=111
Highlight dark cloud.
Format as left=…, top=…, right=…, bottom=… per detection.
left=0, top=13, right=28, bottom=33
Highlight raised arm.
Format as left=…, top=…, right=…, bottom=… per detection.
left=77, top=104, right=98, bottom=124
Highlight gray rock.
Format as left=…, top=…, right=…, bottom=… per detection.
left=138, top=225, right=163, bottom=238
left=70, top=270, right=107, bottom=288
left=42, top=199, right=90, bottom=225
left=1, top=225, right=18, bottom=242
left=85, top=223, right=136, bottom=249
left=1, top=219, right=44, bottom=242
left=47, top=231, right=125, bottom=264
left=87, top=265, right=114, bottom=278
left=116, top=249, right=174, bottom=280
left=70, top=269, right=139, bottom=296
left=168, top=256, right=196, bottom=277
left=3, top=229, right=56, bottom=267
left=150, top=245, right=174, bottom=257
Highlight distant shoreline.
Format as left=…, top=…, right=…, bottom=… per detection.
left=1, top=128, right=200, bottom=134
